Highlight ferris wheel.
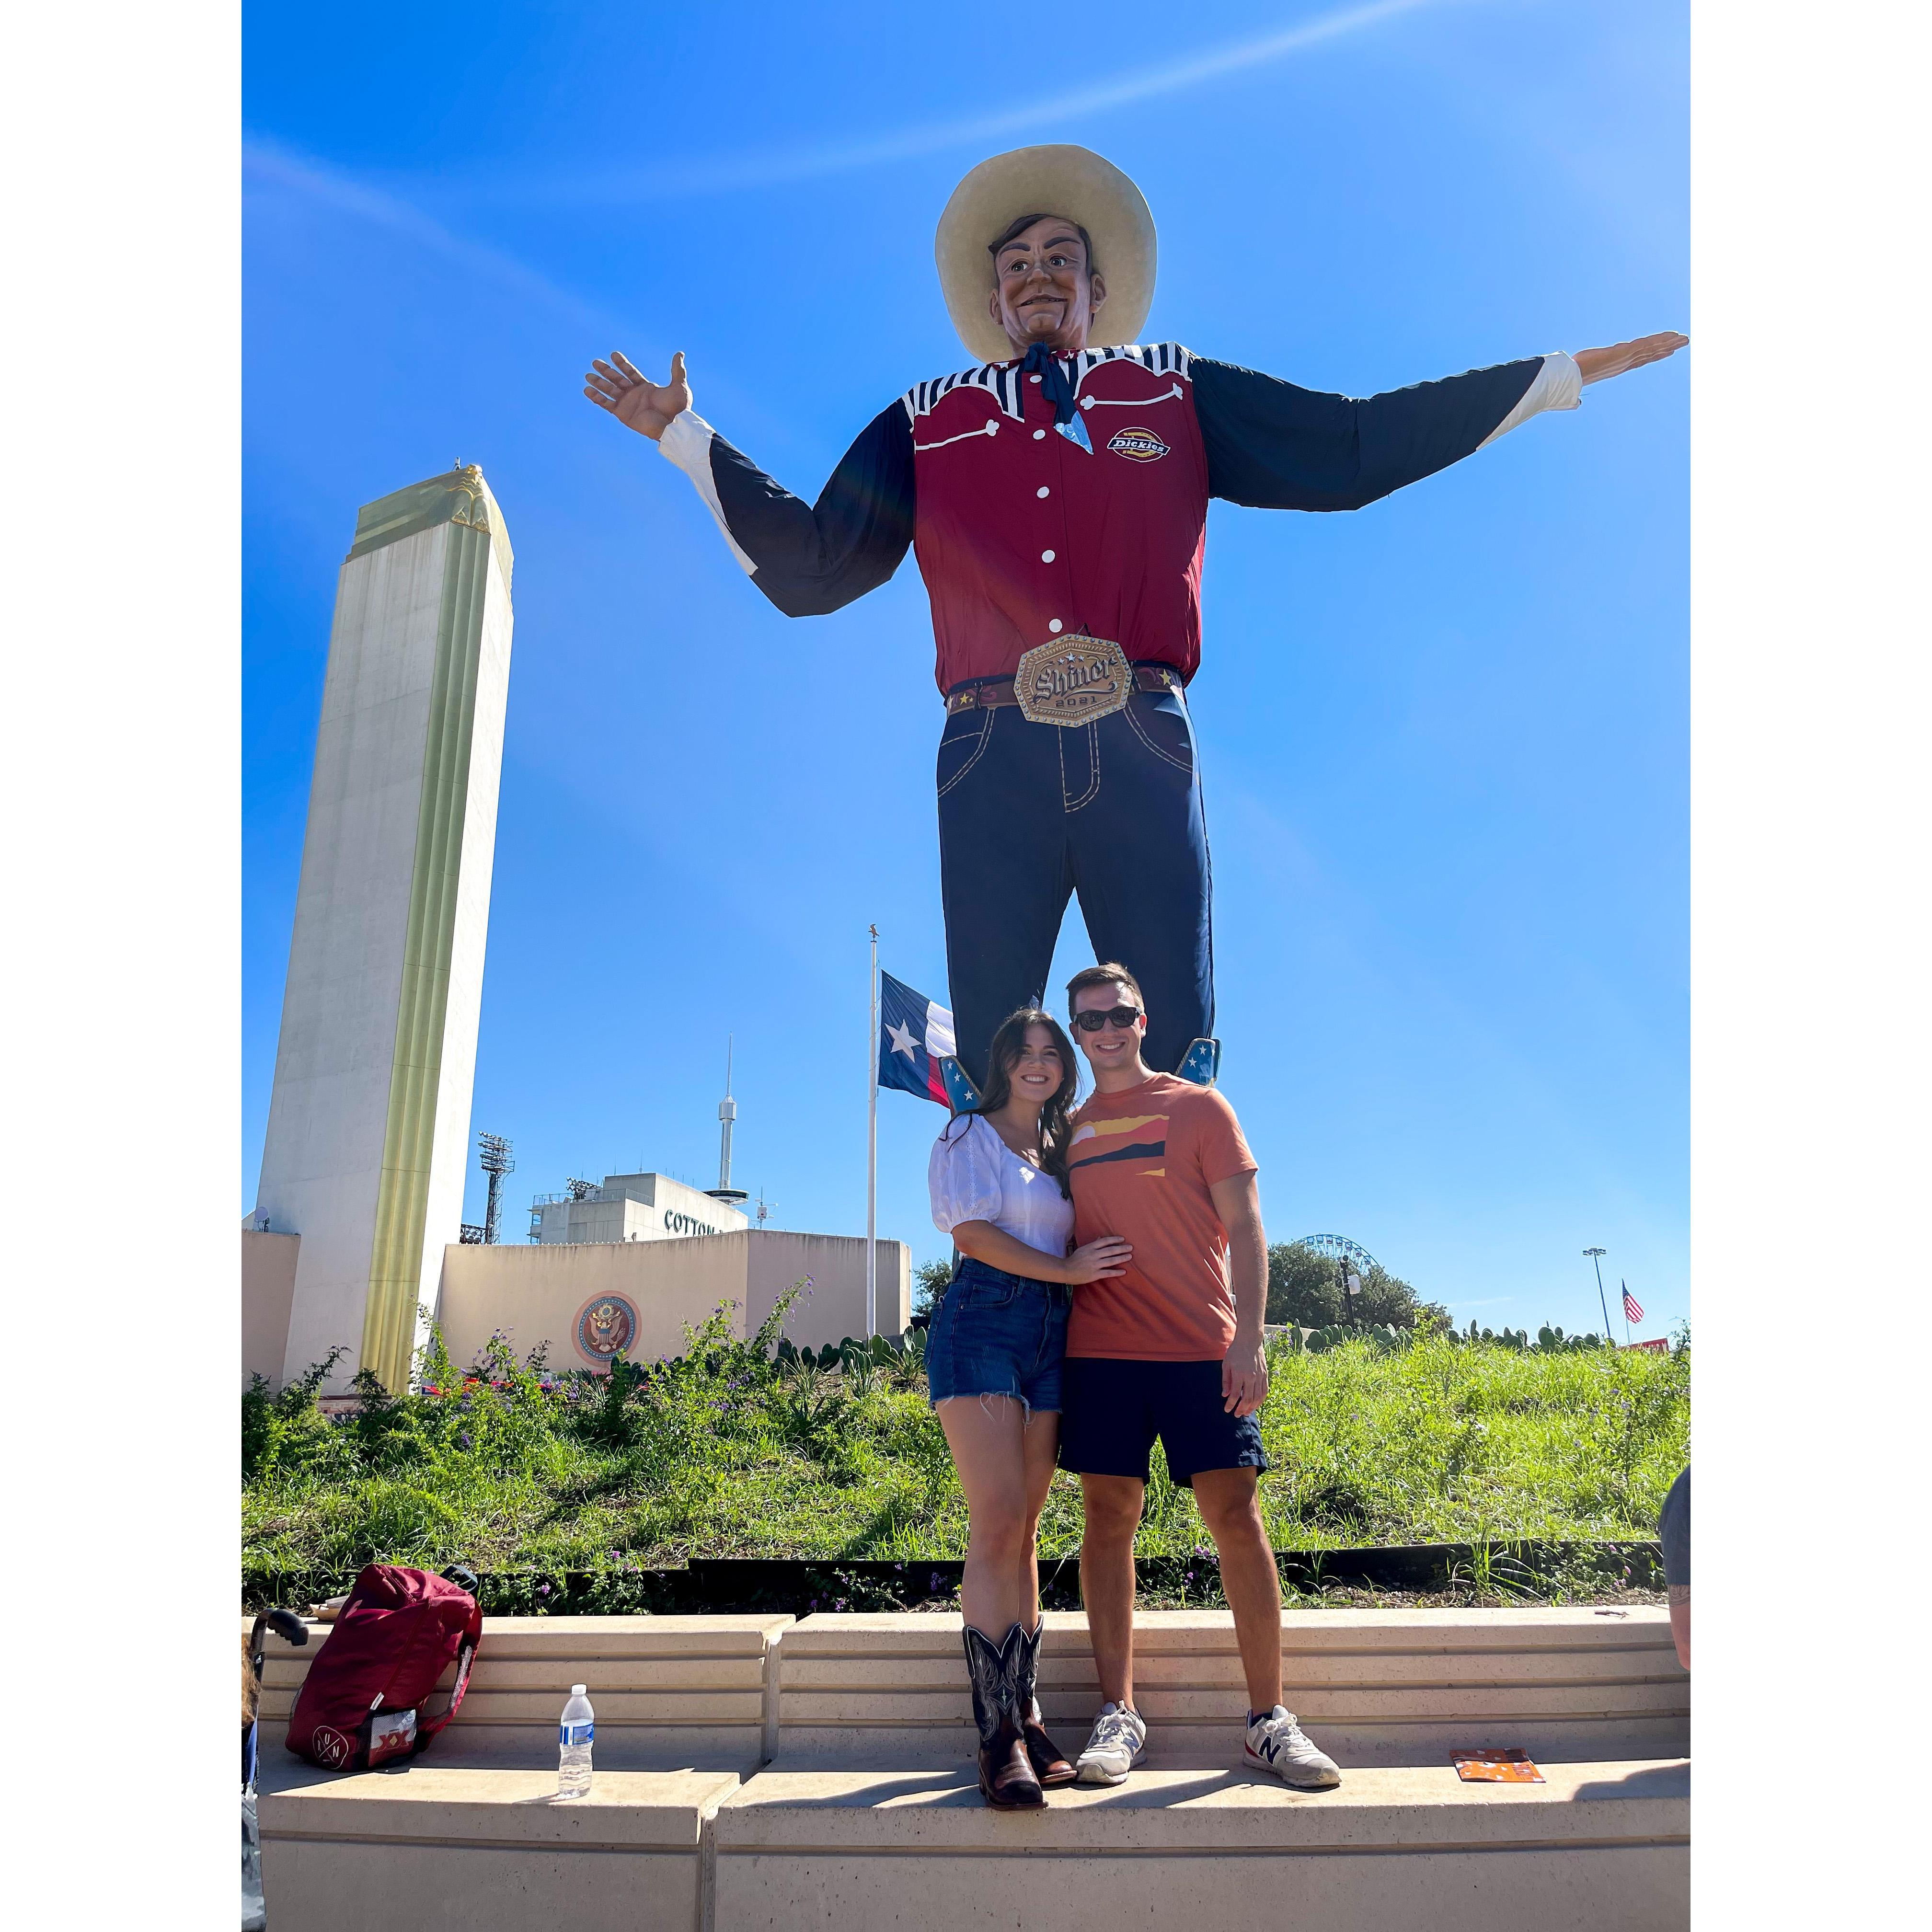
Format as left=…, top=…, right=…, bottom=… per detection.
left=1293, top=1234, right=1381, bottom=1273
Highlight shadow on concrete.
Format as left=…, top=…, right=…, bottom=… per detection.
left=1569, top=1761, right=1690, bottom=1800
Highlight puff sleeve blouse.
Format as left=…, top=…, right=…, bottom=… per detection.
left=928, top=1114, right=1075, bottom=1262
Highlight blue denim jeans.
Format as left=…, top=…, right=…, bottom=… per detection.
left=926, top=1257, right=1072, bottom=1414
left=936, top=682, right=1214, bottom=1090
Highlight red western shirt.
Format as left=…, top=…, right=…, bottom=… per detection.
left=656, top=343, right=1578, bottom=694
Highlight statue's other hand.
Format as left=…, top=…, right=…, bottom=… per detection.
left=583, top=349, right=692, bottom=440
left=1574, top=332, right=1689, bottom=386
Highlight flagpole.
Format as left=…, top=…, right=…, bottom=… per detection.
left=1622, top=1281, right=1631, bottom=1347
left=1584, top=1248, right=1611, bottom=1342
left=866, top=923, right=878, bottom=1339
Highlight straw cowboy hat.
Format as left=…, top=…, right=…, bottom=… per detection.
left=935, top=145, right=1157, bottom=366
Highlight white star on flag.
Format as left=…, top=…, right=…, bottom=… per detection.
left=886, top=1019, right=919, bottom=1060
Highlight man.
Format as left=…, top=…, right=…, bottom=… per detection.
left=1057, top=961, right=1335, bottom=1788
left=583, top=145, right=1685, bottom=1090
left=1659, top=1466, right=1690, bottom=1671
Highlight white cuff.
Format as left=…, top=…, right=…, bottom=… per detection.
left=1479, top=352, right=1583, bottom=448
left=656, top=410, right=756, bottom=575
left=657, top=407, right=714, bottom=477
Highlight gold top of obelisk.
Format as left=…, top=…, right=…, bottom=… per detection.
left=345, top=463, right=514, bottom=593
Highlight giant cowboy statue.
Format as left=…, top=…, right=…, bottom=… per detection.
left=583, top=146, right=1684, bottom=1094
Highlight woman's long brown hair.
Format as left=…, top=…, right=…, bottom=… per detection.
left=943, top=1007, right=1081, bottom=1196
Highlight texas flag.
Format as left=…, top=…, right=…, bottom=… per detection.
left=879, top=970, right=955, bottom=1106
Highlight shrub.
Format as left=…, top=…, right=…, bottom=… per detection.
left=243, top=1289, right=1687, bottom=1599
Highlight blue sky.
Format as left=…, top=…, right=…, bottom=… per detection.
left=243, top=0, right=1688, bottom=1339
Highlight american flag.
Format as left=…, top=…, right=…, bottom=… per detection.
left=1622, top=1281, right=1644, bottom=1324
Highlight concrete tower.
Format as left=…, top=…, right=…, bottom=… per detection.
left=255, top=466, right=514, bottom=1392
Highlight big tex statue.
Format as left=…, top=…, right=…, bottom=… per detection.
left=585, top=146, right=1683, bottom=1092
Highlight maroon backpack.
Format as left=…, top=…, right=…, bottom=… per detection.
left=286, top=1565, right=482, bottom=1772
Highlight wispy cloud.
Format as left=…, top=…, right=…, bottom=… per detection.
left=483, top=0, right=1468, bottom=207
left=244, top=137, right=624, bottom=334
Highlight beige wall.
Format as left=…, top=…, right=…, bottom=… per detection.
left=745, top=1233, right=908, bottom=1345
left=243, top=1230, right=302, bottom=1389
left=433, top=1230, right=911, bottom=1375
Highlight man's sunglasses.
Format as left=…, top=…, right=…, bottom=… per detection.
left=1072, top=1005, right=1143, bottom=1034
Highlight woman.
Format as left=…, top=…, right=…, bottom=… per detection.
left=926, top=1008, right=1132, bottom=1807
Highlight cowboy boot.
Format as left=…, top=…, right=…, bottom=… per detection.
left=962, top=1625, right=1043, bottom=1808
left=1014, top=1620, right=1075, bottom=1786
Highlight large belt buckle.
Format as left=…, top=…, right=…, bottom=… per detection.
left=1013, top=633, right=1133, bottom=727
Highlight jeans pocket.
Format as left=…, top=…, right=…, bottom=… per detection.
left=1124, top=690, right=1195, bottom=776
left=936, top=708, right=995, bottom=797
left=961, top=1276, right=1019, bottom=1311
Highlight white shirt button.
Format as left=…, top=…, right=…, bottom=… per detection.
left=1036, top=486, right=1050, bottom=498
left=1041, top=550, right=1055, bottom=563
left=1048, top=619, right=1063, bottom=633
left=1029, top=373, right=1043, bottom=383
left=1032, top=428, right=1046, bottom=440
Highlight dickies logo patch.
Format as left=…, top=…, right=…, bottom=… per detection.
left=1106, top=426, right=1170, bottom=462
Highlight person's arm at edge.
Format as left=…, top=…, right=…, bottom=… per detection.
left=1210, top=1170, right=1269, bottom=1416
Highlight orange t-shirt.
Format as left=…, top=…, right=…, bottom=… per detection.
left=1065, top=1074, right=1258, bottom=1361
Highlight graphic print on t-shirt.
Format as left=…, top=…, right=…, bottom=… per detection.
left=1068, top=1114, right=1166, bottom=1179
left=1066, top=1075, right=1257, bottom=1361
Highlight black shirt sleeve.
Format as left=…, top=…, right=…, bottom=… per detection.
left=708, top=403, right=916, bottom=617
left=1192, top=356, right=1547, bottom=513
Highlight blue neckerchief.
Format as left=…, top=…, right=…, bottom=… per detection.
left=1021, top=341, right=1092, bottom=452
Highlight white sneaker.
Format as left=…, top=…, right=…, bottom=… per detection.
left=1243, top=1707, right=1342, bottom=1789
left=1075, top=1702, right=1148, bottom=1785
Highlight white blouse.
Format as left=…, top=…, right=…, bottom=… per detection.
left=928, top=1113, right=1075, bottom=1262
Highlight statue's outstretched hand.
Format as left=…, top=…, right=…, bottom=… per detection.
left=583, top=349, right=691, bottom=441
left=1574, top=332, right=1689, bottom=386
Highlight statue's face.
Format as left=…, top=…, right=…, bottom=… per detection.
left=987, top=214, right=1107, bottom=357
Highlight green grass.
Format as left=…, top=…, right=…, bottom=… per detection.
left=243, top=1302, right=1688, bottom=1602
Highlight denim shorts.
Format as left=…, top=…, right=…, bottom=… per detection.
left=926, top=1256, right=1071, bottom=1414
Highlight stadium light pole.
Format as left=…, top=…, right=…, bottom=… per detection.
left=1584, top=1248, right=1612, bottom=1341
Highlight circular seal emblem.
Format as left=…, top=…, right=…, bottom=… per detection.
left=310, top=1725, right=353, bottom=1770
left=575, top=1293, right=639, bottom=1365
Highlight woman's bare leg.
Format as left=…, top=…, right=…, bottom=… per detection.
left=937, top=1395, right=1034, bottom=1633
left=1019, top=1410, right=1061, bottom=1623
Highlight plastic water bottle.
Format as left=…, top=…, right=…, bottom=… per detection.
left=558, top=1685, right=595, bottom=1799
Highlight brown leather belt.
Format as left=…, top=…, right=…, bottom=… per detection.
left=946, top=663, right=1182, bottom=714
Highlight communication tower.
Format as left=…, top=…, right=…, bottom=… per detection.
left=708, top=1037, right=749, bottom=1207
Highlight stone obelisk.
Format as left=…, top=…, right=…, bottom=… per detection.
left=255, top=467, right=513, bottom=1393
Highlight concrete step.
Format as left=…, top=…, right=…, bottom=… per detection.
left=258, top=1767, right=740, bottom=1932
left=713, top=1759, right=1690, bottom=1932
left=248, top=1611, right=790, bottom=1777
left=774, top=1609, right=1689, bottom=1769
left=246, top=1610, right=1689, bottom=1931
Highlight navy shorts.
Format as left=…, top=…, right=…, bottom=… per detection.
left=926, top=1257, right=1071, bottom=1414
left=1058, top=1357, right=1269, bottom=1489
